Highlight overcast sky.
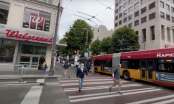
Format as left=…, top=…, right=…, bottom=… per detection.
left=59, top=0, right=115, bottom=39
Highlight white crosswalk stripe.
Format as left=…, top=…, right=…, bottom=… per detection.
left=59, top=76, right=174, bottom=104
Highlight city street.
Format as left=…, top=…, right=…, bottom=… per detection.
left=59, top=74, right=174, bottom=104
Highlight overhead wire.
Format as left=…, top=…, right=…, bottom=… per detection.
left=65, top=0, right=73, bottom=7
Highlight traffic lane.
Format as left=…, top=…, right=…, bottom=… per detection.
left=60, top=80, right=131, bottom=89
left=70, top=87, right=174, bottom=104
left=65, top=84, right=151, bottom=96
left=0, top=85, right=31, bottom=104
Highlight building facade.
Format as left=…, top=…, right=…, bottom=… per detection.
left=0, top=0, right=65, bottom=71
left=91, top=25, right=113, bottom=41
left=114, top=0, right=174, bottom=50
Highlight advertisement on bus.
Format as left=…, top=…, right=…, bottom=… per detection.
left=104, top=67, right=111, bottom=72
left=155, top=72, right=174, bottom=83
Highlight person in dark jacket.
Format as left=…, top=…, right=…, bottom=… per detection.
left=76, top=63, right=88, bottom=92
left=63, top=62, right=69, bottom=77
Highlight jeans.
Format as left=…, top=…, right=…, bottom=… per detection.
left=79, top=78, right=83, bottom=90
left=43, top=67, right=46, bottom=75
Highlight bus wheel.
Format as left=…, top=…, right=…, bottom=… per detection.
left=123, top=71, right=130, bottom=80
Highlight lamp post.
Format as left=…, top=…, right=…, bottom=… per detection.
left=49, top=2, right=63, bottom=76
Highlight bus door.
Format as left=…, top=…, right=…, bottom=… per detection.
left=100, top=61, right=105, bottom=72
left=140, top=59, right=153, bottom=81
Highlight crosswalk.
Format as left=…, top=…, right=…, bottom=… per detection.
left=59, top=75, right=174, bottom=104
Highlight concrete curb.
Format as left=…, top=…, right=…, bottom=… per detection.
left=0, top=82, right=40, bottom=86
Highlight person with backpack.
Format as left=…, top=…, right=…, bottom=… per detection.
left=42, top=61, right=48, bottom=75
left=63, top=62, right=69, bottom=77
left=109, top=64, right=122, bottom=94
left=76, top=63, right=88, bottom=92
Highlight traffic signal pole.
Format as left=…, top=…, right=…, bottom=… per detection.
left=85, top=29, right=89, bottom=58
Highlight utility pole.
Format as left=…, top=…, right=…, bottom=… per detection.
left=49, top=1, right=61, bottom=76
left=85, top=29, right=89, bottom=58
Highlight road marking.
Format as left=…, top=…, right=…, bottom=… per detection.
left=127, top=94, right=174, bottom=104
left=20, top=86, right=43, bottom=104
left=69, top=87, right=155, bottom=99
left=152, top=98, right=174, bottom=104
left=59, top=79, right=114, bottom=82
left=61, top=80, right=128, bottom=86
left=70, top=89, right=161, bottom=103
left=64, top=84, right=142, bottom=92
left=36, top=79, right=45, bottom=83
left=59, top=77, right=112, bottom=80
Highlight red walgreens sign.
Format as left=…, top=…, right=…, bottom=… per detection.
left=6, top=30, right=53, bottom=43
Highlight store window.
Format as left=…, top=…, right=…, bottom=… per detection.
left=0, top=2, right=9, bottom=25
left=34, top=46, right=46, bottom=55
left=21, top=44, right=46, bottom=55
left=0, top=39, right=16, bottom=63
left=23, top=8, right=51, bottom=32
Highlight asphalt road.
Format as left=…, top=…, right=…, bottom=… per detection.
left=59, top=73, right=174, bottom=104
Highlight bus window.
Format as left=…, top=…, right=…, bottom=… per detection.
left=121, top=60, right=128, bottom=68
left=140, top=60, right=146, bottom=68
left=94, top=60, right=101, bottom=66
left=105, top=60, right=112, bottom=67
left=158, top=63, right=174, bottom=73
left=127, top=59, right=139, bottom=69
left=147, top=59, right=153, bottom=70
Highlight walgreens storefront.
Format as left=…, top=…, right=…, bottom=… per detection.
left=0, top=28, right=58, bottom=71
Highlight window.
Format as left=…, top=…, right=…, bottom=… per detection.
left=141, top=7, right=146, bottom=14
left=172, top=17, right=174, bottom=23
left=105, top=60, right=112, bottom=67
left=128, top=23, right=132, bottom=28
left=166, top=4, right=170, bottom=11
left=129, top=0, right=133, bottom=4
left=119, top=20, right=122, bottom=25
left=123, top=17, right=127, bottom=23
left=171, top=7, right=174, bottom=13
left=134, top=11, right=139, bottom=17
left=0, top=39, right=16, bottom=63
left=142, top=29, right=146, bottom=41
left=149, top=2, right=155, bottom=10
left=135, top=31, right=138, bottom=35
left=160, top=1, right=164, bottom=8
left=0, top=2, right=9, bottom=25
left=124, top=10, right=127, bottom=15
left=166, top=14, right=170, bottom=21
left=115, top=16, right=118, bottom=20
left=21, top=44, right=46, bottom=55
left=119, top=13, right=122, bottom=18
left=134, top=2, right=139, bottom=9
left=42, top=0, right=53, bottom=4
left=128, top=14, right=133, bottom=20
left=94, top=60, right=101, bottom=66
left=119, top=6, right=122, bottom=11
left=115, top=9, right=118, bottom=13
left=128, top=6, right=133, bottom=12
left=123, top=2, right=127, bottom=8
left=141, top=16, right=146, bottom=23
left=167, top=27, right=171, bottom=41
left=116, top=3, right=118, bottom=7
left=141, top=0, right=146, bottom=5
left=134, top=20, right=139, bottom=26
left=158, top=63, right=174, bottom=73
left=115, top=23, right=118, bottom=27
left=23, top=8, right=51, bottom=32
left=161, top=25, right=165, bottom=40
left=149, top=12, right=155, bottom=20
left=160, top=12, right=165, bottom=18
left=123, top=25, right=127, bottom=27
left=150, top=26, right=155, bottom=40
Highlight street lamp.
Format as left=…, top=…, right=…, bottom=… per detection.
left=49, top=2, right=63, bottom=76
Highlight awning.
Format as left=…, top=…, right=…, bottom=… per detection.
left=56, top=43, right=67, bottom=50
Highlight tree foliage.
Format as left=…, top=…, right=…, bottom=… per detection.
left=112, top=27, right=140, bottom=53
left=100, top=37, right=112, bottom=54
left=64, top=19, right=93, bottom=56
left=59, top=37, right=68, bottom=55
left=90, top=40, right=101, bottom=55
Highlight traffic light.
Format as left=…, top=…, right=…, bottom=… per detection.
left=86, top=45, right=89, bottom=51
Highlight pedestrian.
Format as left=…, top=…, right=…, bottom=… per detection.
left=76, top=63, right=88, bottom=92
left=86, top=63, right=91, bottom=72
left=42, top=61, right=48, bottom=75
left=63, top=62, right=69, bottom=77
left=109, top=64, right=122, bottom=94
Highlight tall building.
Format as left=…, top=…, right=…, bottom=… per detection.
left=91, top=25, right=113, bottom=41
left=114, top=0, right=174, bottom=50
left=0, top=0, right=65, bottom=71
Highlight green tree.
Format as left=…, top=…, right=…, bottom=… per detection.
left=64, top=19, right=93, bottom=56
left=112, top=27, right=140, bottom=53
left=90, top=40, right=101, bottom=55
left=100, top=37, right=112, bottom=54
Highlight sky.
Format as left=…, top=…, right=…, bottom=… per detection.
left=59, top=0, right=115, bottom=39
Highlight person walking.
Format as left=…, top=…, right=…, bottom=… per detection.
left=76, top=63, right=88, bottom=92
left=63, top=62, right=69, bottom=77
left=109, top=64, right=122, bottom=94
left=42, top=61, right=48, bottom=75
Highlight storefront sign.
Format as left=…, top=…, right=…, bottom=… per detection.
left=156, top=72, right=174, bottom=83
left=6, top=30, right=53, bottom=43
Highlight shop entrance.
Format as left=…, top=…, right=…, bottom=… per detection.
left=19, top=55, right=45, bottom=70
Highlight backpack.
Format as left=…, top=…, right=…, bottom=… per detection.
left=114, top=69, right=118, bottom=76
